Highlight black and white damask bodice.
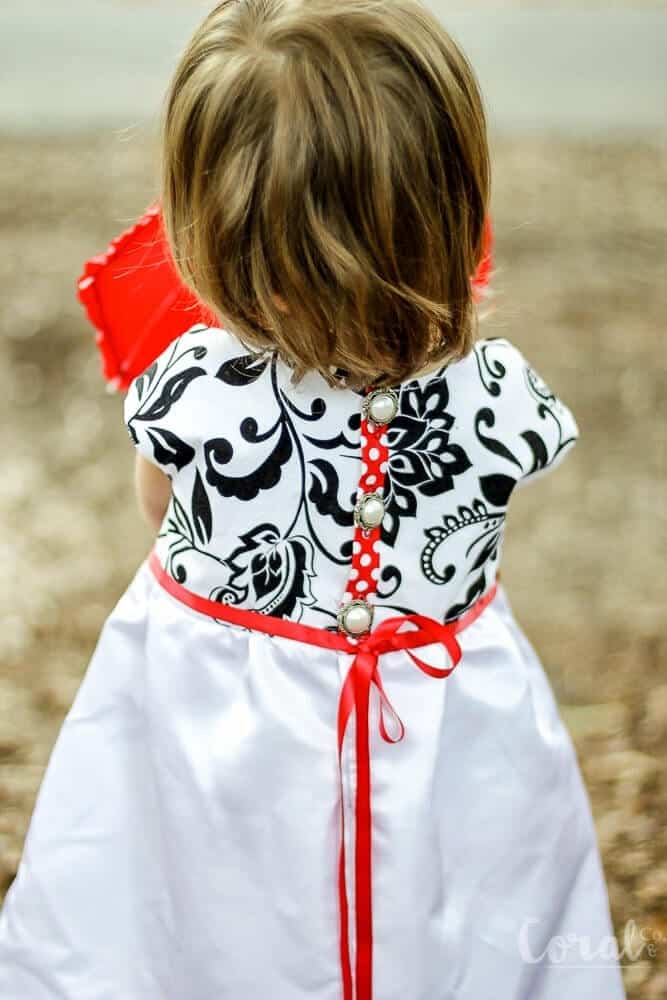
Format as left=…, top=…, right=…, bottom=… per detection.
left=124, top=325, right=578, bottom=632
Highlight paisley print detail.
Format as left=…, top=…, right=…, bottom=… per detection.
left=212, top=523, right=317, bottom=620
left=421, top=499, right=506, bottom=620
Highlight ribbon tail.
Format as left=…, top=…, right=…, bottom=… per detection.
left=337, top=671, right=356, bottom=1000
left=354, top=655, right=374, bottom=1000
left=338, top=792, right=353, bottom=1000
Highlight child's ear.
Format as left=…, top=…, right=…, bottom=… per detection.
left=273, top=294, right=289, bottom=314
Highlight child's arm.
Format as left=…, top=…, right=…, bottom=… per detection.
left=133, top=453, right=172, bottom=533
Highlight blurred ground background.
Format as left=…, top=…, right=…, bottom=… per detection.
left=1, top=1, right=666, bottom=996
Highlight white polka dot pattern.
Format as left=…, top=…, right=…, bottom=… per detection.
left=339, top=396, right=389, bottom=627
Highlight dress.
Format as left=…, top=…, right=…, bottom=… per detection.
left=0, top=326, right=626, bottom=999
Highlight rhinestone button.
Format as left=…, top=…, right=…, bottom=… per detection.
left=337, top=599, right=373, bottom=636
left=363, top=388, right=399, bottom=426
left=354, top=491, right=385, bottom=529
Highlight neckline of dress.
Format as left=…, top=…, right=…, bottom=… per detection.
left=283, top=355, right=452, bottom=398
left=324, top=360, right=450, bottom=397
left=220, top=326, right=455, bottom=397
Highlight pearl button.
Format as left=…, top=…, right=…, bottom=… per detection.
left=337, top=599, right=373, bottom=636
left=354, top=491, right=385, bottom=529
left=363, top=389, right=399, bottom=426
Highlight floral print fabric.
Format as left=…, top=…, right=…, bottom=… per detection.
left=124, top=326, right=578, bottom=628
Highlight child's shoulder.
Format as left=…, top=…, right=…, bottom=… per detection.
left=172, top=322, right=250, bottom=366
left=452, top=335, right=580, bottom=487
left=447, top=335, right=533, bottom=382
left=467, top=335, right=532, bottom=377
left=131, top=323, right=260, bottom=393
left=454, top=336, right=563, bottom=411
left=122, top=324, right=249, bottom=473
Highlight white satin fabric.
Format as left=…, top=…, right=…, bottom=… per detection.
left=0, top=558, right=625, bottom=999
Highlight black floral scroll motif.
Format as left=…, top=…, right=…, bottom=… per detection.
left=146, top=428, right=196, bottom=471
left=381, top=378, right=472, bottom=547
left=158, top=479, right=224, bottom=582
left=126, top=334, right=210, bottom=472
left=519, top=364, right=577, bottom=474
left=194, top=349, right=356, bottom=569
left=308, top=459, right=356, bottom=527
left=191, top=469, right=213, bottom=545
left=216, top=353, right=271, bottom=386
left=524, top=365, right=557, bottom=406
left=204, top=415, right=293, bottom=501
left=133, top=368, right=206, bottom=422
left=160, top=495, right=195, bottom=582
left=445, top=573, right=492, bottom=622
left=373, top=563, right=403, bottom=601
left=473, top=338, right=508, bottom=397
left=519, top=431, right=550, bottom=477
left=208, top=523, right=317, bottom=620
left=133, top=361, right=158, bottom=402
left=478, top=474, right=517, bottom=508
left=474, top=352, right=577, bottom=486
left=522, top=397, right=579, bottom=477
left=275, top=384, right=356, bottom=565
left=474, top=408, right=523, bottom=470
left=421, top=499, right=506, bottom=620
left=280, top=394, right=327, bottom=424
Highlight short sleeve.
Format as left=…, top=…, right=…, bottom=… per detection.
left=476, top=338, right=580, bottom=489
left=123, top=325, right=210, bottom=474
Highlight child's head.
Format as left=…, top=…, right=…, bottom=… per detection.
left=162, top=0, right=490, bottom=391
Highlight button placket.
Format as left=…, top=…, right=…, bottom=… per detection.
left=337, top=387, right=398, bottom=637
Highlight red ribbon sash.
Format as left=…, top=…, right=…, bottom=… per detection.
left=147, top=549, right=497, bottom=1000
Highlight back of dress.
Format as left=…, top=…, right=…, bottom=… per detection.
left=0, top=321, right=627, bottom=1000
left=124, top=323, right=578, bottom=628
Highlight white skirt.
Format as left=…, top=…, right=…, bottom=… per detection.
left=0, top=559, right=626, bottom=999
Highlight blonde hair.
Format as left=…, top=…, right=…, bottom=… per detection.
left=161, top=0, right=490, bottom=391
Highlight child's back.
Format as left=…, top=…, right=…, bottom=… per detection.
left=0, top=2, right=626, bottom=998
left=124, top=326, right=575, bottom=628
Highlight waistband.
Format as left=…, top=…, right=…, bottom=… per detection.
left=147, top=546, right=497, bottom=1000
left=147, top=548, right=496, bottom=654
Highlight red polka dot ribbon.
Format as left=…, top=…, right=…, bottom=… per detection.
left=341, top=404, right=389, bottom=615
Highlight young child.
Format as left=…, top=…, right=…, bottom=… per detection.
left=0, top=2, right=626, bottom=998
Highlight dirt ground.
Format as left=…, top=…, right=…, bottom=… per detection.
left=0, top=131, right=665, bottom=995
